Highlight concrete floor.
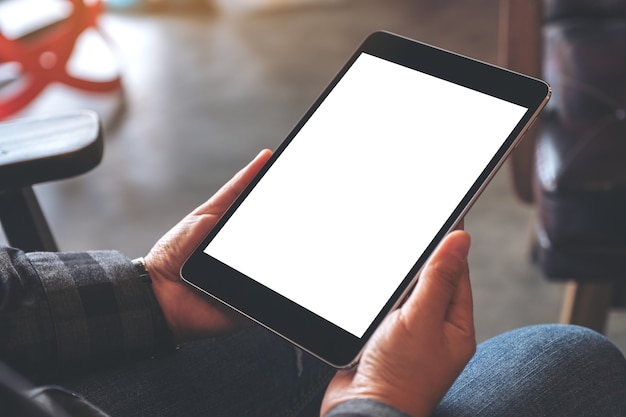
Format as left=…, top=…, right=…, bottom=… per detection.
left=11, top=0, right=626, bottom=350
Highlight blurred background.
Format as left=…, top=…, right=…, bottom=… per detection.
left=1, top=0, right=625, bottom=352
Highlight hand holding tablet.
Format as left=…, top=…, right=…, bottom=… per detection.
left=181, top=31, right=550, bottom=368
left=320, top=229, right=474, bottom=417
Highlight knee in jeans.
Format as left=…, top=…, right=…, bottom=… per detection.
left=514, top=324, right=626, bottom=379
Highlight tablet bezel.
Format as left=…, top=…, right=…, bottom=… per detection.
left=181, top=30, right=551, bottom=368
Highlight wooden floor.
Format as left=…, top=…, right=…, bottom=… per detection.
left=9, top=0, right=626, bottom=350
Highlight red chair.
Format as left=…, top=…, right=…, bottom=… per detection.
left=0, top=0, right=121, bottom=120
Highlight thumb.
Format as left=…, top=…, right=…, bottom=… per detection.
left=406, top=231, right=471, bottom=323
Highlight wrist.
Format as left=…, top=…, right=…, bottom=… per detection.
left=130, top=256, right=177, bottom=354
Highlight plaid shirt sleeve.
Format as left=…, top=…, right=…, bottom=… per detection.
left=325, top=399, right=412, bottom=417
left=0, top=246, right=175, bottom=381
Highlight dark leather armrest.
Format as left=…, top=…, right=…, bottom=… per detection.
left=0, top=110, right=103, bottom=190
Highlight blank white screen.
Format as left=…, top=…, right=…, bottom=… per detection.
left=205, top=53, right=527, bottom=337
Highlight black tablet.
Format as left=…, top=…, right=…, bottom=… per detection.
left=181, top=31, right=551, bottom=368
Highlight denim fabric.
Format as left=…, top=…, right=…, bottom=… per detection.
left=434, top=324, right=626, bottom=417
left=58, top=324, right=626, bottom=417
left=61, top=326, right=335, bottom=417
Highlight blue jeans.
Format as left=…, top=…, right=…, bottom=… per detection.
left=62, top=324, right=626, bottom=417
left=434, top=324, right=626, bottom=416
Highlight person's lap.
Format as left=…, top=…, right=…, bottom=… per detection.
left=61, top=324, right=626, bottom=417
left=434, top=324, right=626, bottom=417
left=62, top=326, right=335, bottom=417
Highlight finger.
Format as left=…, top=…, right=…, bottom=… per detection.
left=445, top=255, right=474, bottom=333
left=404, top=231, right=471, bottom=324
left=148, top=149, right=272, bottom=267
left=193, top=149, right=272, bottom=216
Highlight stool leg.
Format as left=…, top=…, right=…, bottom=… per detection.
left=0, top=187, right=58, bottom=252
left=560, top=281, right=612, bottom=333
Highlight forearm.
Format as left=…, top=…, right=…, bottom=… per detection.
left=0, top=247, right=175, bottom=381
